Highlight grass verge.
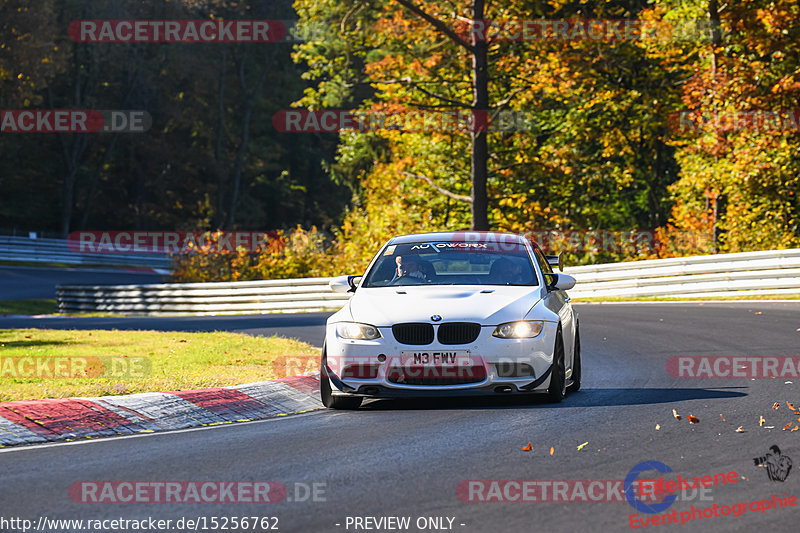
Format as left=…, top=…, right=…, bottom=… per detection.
left=0, top=299, right=57, bottom=315
left=0, top=328, right=319, bottom=402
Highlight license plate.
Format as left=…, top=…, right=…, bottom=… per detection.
left=400, top=350, right=472, bottom=366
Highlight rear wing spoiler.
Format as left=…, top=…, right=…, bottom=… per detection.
left=545, top=252, right=565, bottom=271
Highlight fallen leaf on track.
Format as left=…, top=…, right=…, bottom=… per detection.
left=759, top=416, right=766, bottom=427
left=783, top=422, right=793, bottom=431
left=792, top=426, right=799, bottom=433
left=672, top=408, right=681, bottom=421
left=736, top=426, right=745, bottom=433
left=719, top=414, right=726, bottom=422
left=577, top=442, right=588, bottom=451
left=772, top=402, right=780, bottom=410
left=687, top=415, right=699, bottom=424
left=655, top=424, right=660, bottom=430
left=550, top=447, right=554, bottom=456
left=522, top=442, right=532, bottom=451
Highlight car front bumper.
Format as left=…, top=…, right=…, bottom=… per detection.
left=323, top=322, right=558, bottom=398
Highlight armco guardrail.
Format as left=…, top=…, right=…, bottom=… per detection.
left=0, top=236, right=171, bottom=270
left=565, top=248, right=800, bottom=299
left=57, top=277, right=350, bottom=315
left=56, top=249, right=800, bottom=315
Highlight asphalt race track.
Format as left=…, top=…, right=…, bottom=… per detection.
left=1, top=302, right=799, bottom=532
left=0, top=266, right=164, bottom=301
left=0, top=312, right=331, bottom=346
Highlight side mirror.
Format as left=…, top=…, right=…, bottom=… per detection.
left=545, top=252, right=565, bottom=271
left=329, top=275, right=362, bottom=293
left=546, top=273, right=576, bottom=291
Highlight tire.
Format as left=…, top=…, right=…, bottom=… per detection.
left=567, top=325, right=581, bottom=393
left=546, top=329, right=566, bottom=403
left=320, top=347, right=362, bottom=410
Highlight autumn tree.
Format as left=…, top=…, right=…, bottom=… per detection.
left=652, top=0, right=800, bottom=254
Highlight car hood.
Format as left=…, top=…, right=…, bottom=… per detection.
left=346, top=285, right=542, bottom=326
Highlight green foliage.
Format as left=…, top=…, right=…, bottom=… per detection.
left=0, top=0, right=349, bottom=234
left=171, top=0, right=800, bottom=280
left=171, top=227, right=330, bottom=281
left=3, top=0, right=799, bottom=281
left=655, top=0, right=800, bottom=254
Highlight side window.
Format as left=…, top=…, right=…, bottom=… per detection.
left=533, top=249, right=556, bottom=289
left=534, top=249, right=553, bottom=274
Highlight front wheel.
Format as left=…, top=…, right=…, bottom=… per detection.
left=320, top=348, right=362, bottom=410
left=546, top=329, right=566, bottom=403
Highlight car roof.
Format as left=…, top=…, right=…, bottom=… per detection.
left=388, top=231, right=529, bottom=245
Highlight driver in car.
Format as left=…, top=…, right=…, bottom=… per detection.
left=395, top=256, right=427, bottom=281
left=490, top=258, right=524, bottom=284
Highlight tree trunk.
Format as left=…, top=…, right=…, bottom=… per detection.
left=470, top=0, right=489, bottom=230
left=60, top=162, right=78, bottom=236
left=708, top=0, right=722, bottom=251
left=79, top=135, right=119, bottom=230
left=223, top=98, right=254, bottom=229
left=222, top=49, right=273, bottom=229
left=214, top=49, right=228, bottom=228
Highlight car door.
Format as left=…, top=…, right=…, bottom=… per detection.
left=533, top=248, right=575, bottom=372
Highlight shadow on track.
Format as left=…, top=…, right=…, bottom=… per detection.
left=360, top=387, right=747, bottom=411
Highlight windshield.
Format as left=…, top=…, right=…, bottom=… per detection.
left=361, top=241, right=538, bottom=287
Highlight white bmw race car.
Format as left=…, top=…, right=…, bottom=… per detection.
left=320, top=231, right=580, bottom=409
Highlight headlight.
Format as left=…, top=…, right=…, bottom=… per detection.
left=492, top=321, right=544, bottom=339
left=336, top=322, right=381, bottom=340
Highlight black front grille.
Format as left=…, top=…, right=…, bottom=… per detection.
left=437, top=322, right=481, bottom=345
left=387, top=366, right=487, bottom=385
left=392, top=323, right=434, bottom=345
